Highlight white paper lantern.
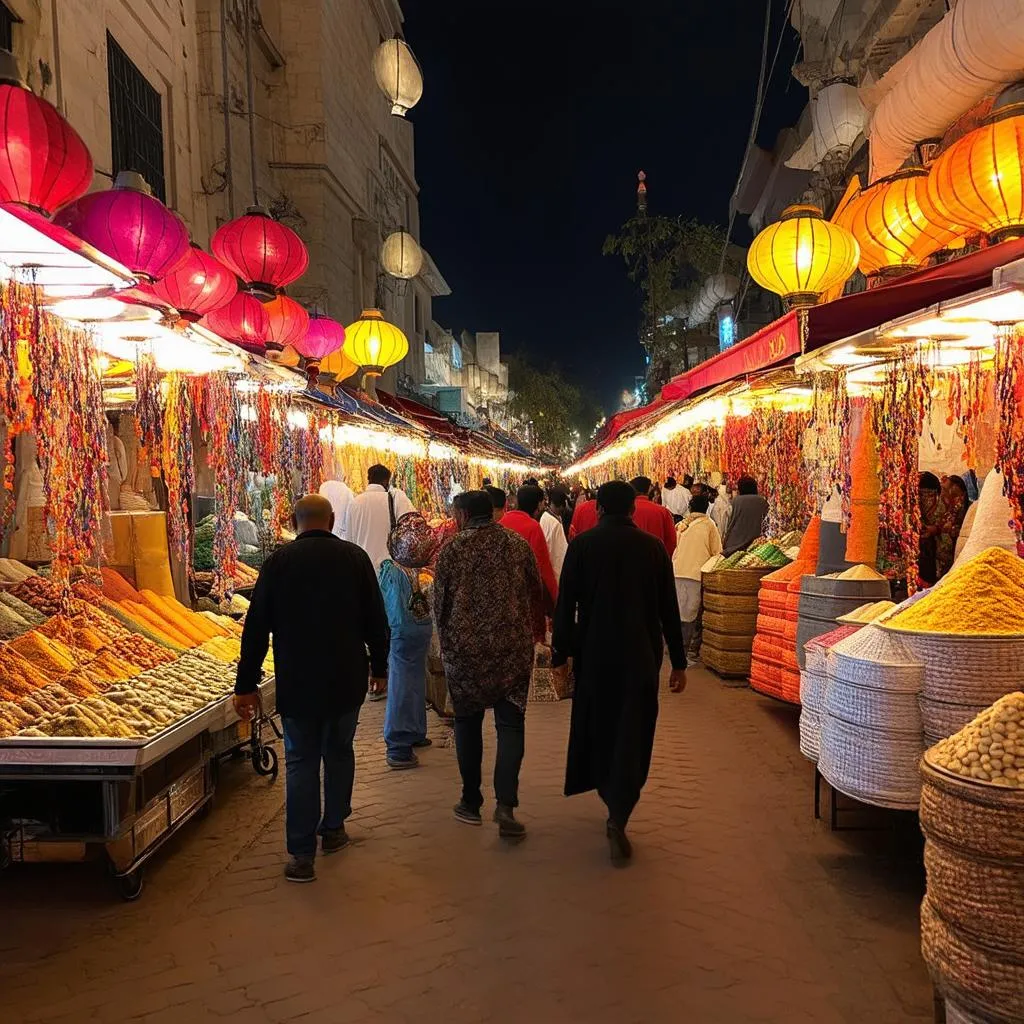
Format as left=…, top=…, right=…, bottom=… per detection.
left=380, top=230, right=424, bottom=280
left=813, top=81, right=867, bottom=158
left=372, top=38, right=424, bottom=118
left=686, top=273, right=740, bottom=327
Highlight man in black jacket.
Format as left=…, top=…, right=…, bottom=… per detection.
left=234, top=494, right=389, bottom=883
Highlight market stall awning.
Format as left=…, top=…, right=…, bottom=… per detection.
left=660, top=312, right=801, bottom=402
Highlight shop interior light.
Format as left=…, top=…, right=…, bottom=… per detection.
left=428, top=441, right=458, bottom=460
left=48, top=296, right=128, bottom=321
left=939, top=288, right=1024, bottom=326
left=0, top=205, right=134, bottom=296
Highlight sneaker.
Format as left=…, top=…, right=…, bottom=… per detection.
left=494, top=804, right=526, bottom=839
left=453, top=801, right=482, bottom=826
left=386, top=752, right=419, bottom=770
left=284, top=856, right=316, bottom=883
left=321, top=828, right=350, bottom=855
left=606, top=821, right=633, bottom=866
left=413, top=737, right=433, bottom=748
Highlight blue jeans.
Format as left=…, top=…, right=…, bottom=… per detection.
left=282, top=710, right=360, bottom=858
left=384, top=626, right=431, bottom=760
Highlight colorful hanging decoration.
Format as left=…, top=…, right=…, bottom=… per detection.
left=160, top=374, right=195, bottom=570
left=995, top=326, right=1024, bottom=538
left=200, top=373, right=242, bottom=597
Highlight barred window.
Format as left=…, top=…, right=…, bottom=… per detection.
left=107, top=33, right=166, bottom=201
left=0, top=3, right=17, bottom=52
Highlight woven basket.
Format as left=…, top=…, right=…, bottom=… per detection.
left=800, top=666, right=828, bottom=712
left=750, top=656, right=783, bottom=698
left=827, top=626, right=925, bottom=694
left=702, top=626, right=755, bottom=653
left=752, top=635, right=786, bottom=665
left=819, top=713, right=922, bottom=810
left=701, top=640, right=751, bottom=679
left=824, top=675, right=923, bottom=735
left=780, top=667, right=801, bottom=704
left=703, top=567, right=773, bottom=596
left=924, top=839, right=1024, bottom=959
left=703, top=592, right=760, bottom=616
left=756, top=612, right=789, bottom=638
left=883, top=629, right=1024, bottom=708
left=702, top=608, right=758, bottom=635
left=758, top=589, right=790, bottom=612
left=944, top=1001, right=989, bottom=1024
left=799, top=707, right=820, bottom=762
left=921, top=898, right=1024, bottom=1023
left=920, top=696, right=992, bottom=747
left=920, top=760, right=1024, bottom=863
left=783, top=617, right=798, bottom=643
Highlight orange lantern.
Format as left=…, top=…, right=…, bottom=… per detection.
left=845, top=168, right=942, bottom=277
left=928, top=82, right=1024, bottom=243
left=319, top=344, right=359, bottom=382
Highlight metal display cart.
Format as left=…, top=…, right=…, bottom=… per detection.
left=0, top=677, right=277, bottom=900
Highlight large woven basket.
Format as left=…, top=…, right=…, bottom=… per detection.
left=703, top=592, right=760, bottom=616
left=924, top=839, right=1024, bottom=959
left=827, top=627, right=924, bottom=694
left=702, top=626, right=755, bottom=653
left=702, top=608, right=757, bottom=636
left=921, top=897, right=1024, bottom=1023
left=920, top=759, right=1024, bottom=863
left=750, top=655, right=783, bottom=698
left=780, top=666, right=800, bottom=704
left=702, top=640, right=751, bottom=679
left=920, top=696, right=992, bottom=747
left=882, top=628, right=1024, bottom=707
left=945, top=1001, right=988, bottom=1024
left=824, top=675, right=923, bottom=735
left=758, top=589, right=790, bottom=613
left=799, top=706, right=820, bottom=762
left=703, top=567, right=773, bottom=597
left=819, top=713, right=922, bottom=810
left=756, top=611, right=789, bottom=638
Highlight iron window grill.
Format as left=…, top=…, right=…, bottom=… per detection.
left=107, top=33, right=166, bottom=202
left=0, top=4, right=16, bottom=52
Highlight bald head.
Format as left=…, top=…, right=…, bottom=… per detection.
left=293, top=493, right=334, bottom=534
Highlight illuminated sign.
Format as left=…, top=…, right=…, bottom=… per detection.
left=718, top=303, right=735, bottom=350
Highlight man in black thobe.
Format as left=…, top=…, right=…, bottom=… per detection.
left=235, top=494, right=389, bottom=883
left=552, top=480, right=687, bottom=864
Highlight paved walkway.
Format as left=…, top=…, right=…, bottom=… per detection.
left=2, top=668, right=933, bottom=1024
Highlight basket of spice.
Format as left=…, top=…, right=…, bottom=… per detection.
left=919, top=694, right=1024, bottom=1023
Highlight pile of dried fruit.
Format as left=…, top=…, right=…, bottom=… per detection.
left=926, top=692, right=1024, bottom=788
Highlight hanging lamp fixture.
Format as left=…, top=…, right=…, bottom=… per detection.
left=343, top=307, right=409, bottom=377
left=293, top=312, right=345, bottom=385
left=147, top=243, right=237, bottom=322
left=263, top=293, right=310, bottom=351
left=372, top=38, right=423, bottom=117
left=200, top=290, right=270, bottom=355
left=211, top=207, right=309, bottom=299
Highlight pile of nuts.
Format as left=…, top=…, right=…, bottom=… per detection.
left=927, top=692, right=1024, bottom=788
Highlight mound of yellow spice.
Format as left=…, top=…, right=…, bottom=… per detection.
left=887, top=547, right=1024, bottom=635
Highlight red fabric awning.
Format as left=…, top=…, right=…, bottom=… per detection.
left=594, top=396, right=668, bottom=447
left=803, top=235, right=1024, bottom=352
left=660, top=311, right=801, bottom=402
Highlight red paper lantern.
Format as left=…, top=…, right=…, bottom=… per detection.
left=0, top=54, right=94, bottom=216
left=147, top=244, right=237, bottom=322
left=263, top=294, right=310, bottom=351
left=200, top=291, right=270, bottom=355
left=211, top=207, right=309, bottom=297
left=55, top=171, right=190, bottom=282
left=295, top=313, right=345, bottom=385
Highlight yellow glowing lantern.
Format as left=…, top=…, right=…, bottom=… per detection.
left=844, top=168, right=942, bottom=277
left=319, top=344, right=359, bottom=382
left=928, top=82, right=1024, bottom=243
left=372, top=38, right=423, bottom=118
left=747, top=203, right=860, bottom=308
left=343, top=308, right=409, bottom=377
left=913, top=167, right=969, bottom=261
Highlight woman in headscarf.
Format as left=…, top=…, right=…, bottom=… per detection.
left=380, top=512, right=439, bottom=769
left=918, top=472, right=952, bottom=585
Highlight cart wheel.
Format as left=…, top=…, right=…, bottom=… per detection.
left=115, top=868, right=144, bottom=901
left=252, top=745, right=278, bottom=780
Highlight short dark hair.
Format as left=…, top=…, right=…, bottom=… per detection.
left=737, top=475, right=758, bottom=495
left=482, top=477, right=492, bottom=487
left=517, top=484, right=544, bottom=516
left=682, top=474, right=694, bottom=489
left=947, top=475, right=969, bottom=498
left=461, top=489, right=493, bottom=519
left=523, top=477, right=539, bottom=487
left=485, top=485, right=507, bottom=510
left=919, top=471, right=941, bottom=493
left=665, top=476, right=677, bottom=489
left=689, top=494, right=710, bottom=514
left=598, top=480, right=636, bottom=516
left=368, top=464, right=392, bottom=487
left=629, top=476, right=652, bottom=497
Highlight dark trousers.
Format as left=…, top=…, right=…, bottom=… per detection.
left=597, top=692, right=658, bottom=831
left=453, top=699, right=525, bottom=810
left=282, top=710, right=360, bottom=858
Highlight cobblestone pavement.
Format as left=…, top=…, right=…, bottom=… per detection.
left=1, top=668, right=933, bottom=1024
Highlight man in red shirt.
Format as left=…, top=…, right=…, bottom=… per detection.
left=630, top=476, right=677, bottom=556
left=502, top=485, right=559, bottom=611
left=569, top=496, right=598, bottom=539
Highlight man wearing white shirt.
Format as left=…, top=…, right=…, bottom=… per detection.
left=344, top=464, right=415, bottom=574
left=319, top=473, right=355, bottom=540
left=539, top=498, right=568, bottom=581
left=662, top=476, right=691, bottom=521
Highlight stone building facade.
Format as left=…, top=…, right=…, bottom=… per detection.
left=1, top=0, right=442, bottom=390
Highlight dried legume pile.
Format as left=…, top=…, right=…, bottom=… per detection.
left=926, top=692, right=1024, bottom=788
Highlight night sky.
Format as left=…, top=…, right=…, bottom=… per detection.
left=401, top=0, right=807, bottom=412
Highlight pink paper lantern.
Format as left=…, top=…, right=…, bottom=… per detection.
left=295, top=313, right=345, bottom=360
left=148, top=244, right=237, bottom=322
left=54, top=171, right=189, bottom=282
left=200, top=291, right=270, bottom=355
